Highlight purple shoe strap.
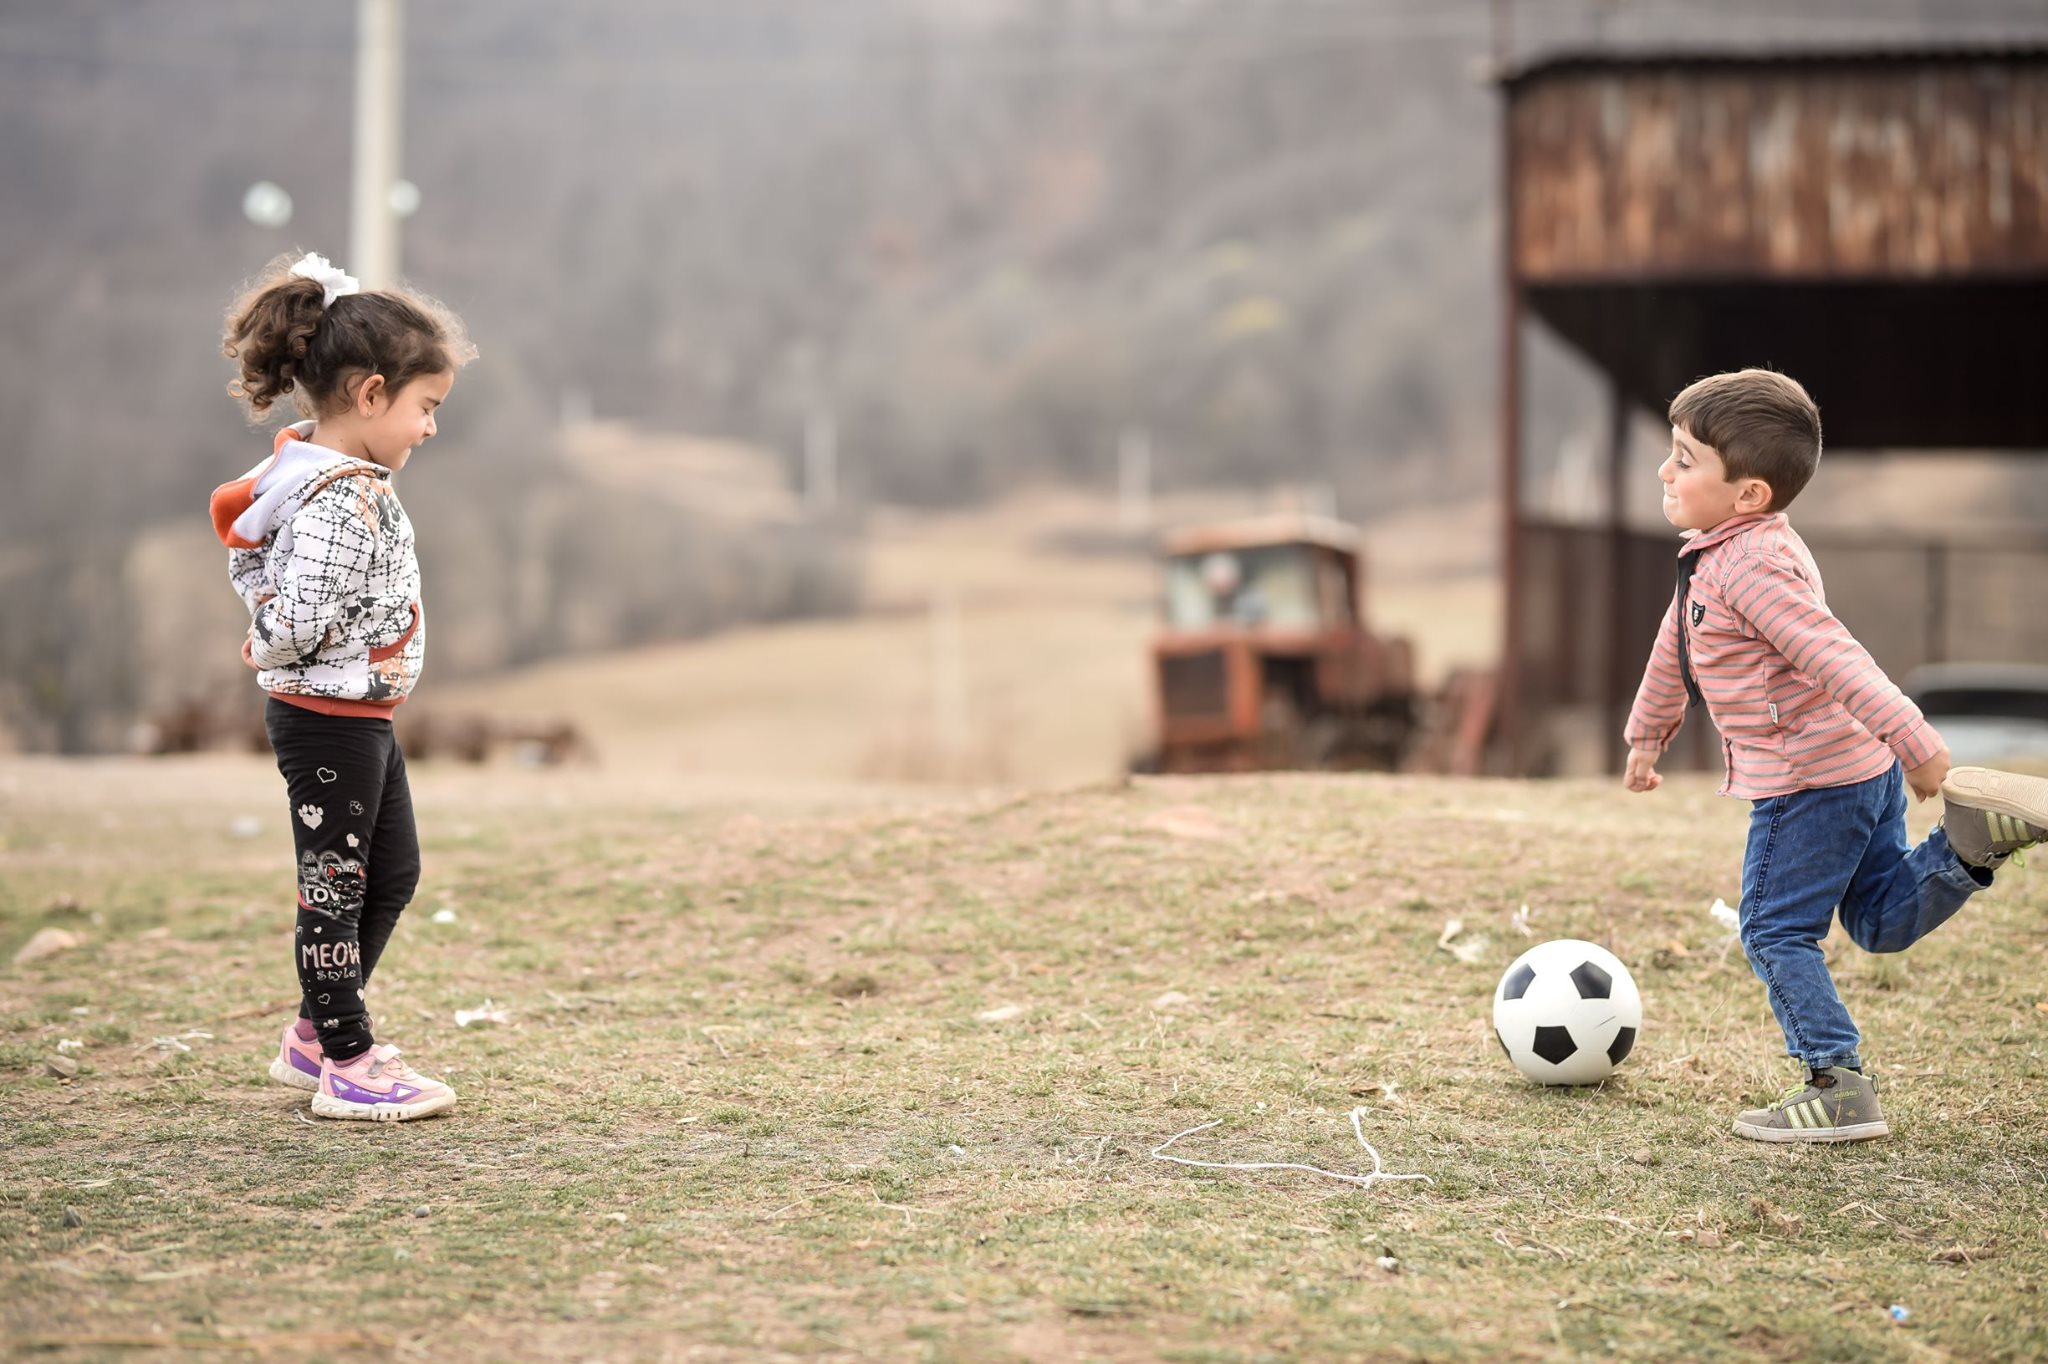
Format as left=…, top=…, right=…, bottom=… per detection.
left=327, top=1072, right=422, bottom=1106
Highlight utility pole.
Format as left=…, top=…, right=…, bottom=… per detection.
left=1117, top=427, right=1151, bottom=533
left=804, top=409, right=839, bottom=516
left=350, top=0, right=404, bottom=288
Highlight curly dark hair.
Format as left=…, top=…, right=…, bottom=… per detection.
left=222, top=253, right=475, bottom=420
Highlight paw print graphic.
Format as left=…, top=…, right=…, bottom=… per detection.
left=349, top=801, right=365, bottom=816
left=297, top=803, right=324, bottom=830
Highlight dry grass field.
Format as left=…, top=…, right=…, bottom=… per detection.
left=423, top=487, right=1500, bottom=789
left=4, top=756, right=2047, bottom=1362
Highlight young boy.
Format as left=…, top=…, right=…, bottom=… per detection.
left=1622, top=367, right=2048, bottom=1143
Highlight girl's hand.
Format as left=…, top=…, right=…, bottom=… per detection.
left=1624, top=746, right=1663, bottom=793
left=244, top=595, right=275, bottom=668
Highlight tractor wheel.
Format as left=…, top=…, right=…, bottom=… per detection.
left=1258, top=695, right=1342, bottom=770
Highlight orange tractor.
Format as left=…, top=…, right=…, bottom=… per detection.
left=1137, top=515, right=1441, bottom=773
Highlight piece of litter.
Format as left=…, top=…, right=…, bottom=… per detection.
left=1151, top=990, right=1191, bottom=1010
left=947, top=1144, right=967, bottom=1157
left=56, top=1039, right=83, bottom=1056
left=140, top=1030, right=214, bottom=1053
left=1709, top=897, right=1743, bottom=961
left=1150, top=1106, right=1435, bottom=1191
left=1435, top=919, right=1488, bottom=964
left=1888, top=1304, right=1910, bottom=1325
left=228, top=816, right=263, bottom=839
left=430, top=908, right=458, bottom=924
left=1511, top=904, right=1534, bottom=938
left=1376, top=1255, right=1400, bottom=1273
left=13, top=927, right=82, bottom=966
left=454, top=1001, right=510, bottom=1028
left=977, top=1004, right=1025, bottom=1023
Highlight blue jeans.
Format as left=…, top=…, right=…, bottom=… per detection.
left=1739, top=762, right=1987, bottom=1072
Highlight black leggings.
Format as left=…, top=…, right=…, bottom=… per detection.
left=265, top=698, right=420, bottom=1062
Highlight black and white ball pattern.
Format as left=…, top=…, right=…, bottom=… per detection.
left=1492, top=939, right=1642, bottom=1085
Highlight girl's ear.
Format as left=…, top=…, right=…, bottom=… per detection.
left=355, top=373, right=388, bottom=416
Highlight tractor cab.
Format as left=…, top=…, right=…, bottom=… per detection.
left=1144, top=515, right=1418, bottom=772
left=1160, top=534, right=1356, bottom=633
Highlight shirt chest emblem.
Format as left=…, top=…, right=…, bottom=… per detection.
left=1690, top=601, right=1706, bottom=627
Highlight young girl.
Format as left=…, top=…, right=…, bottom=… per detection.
left=211, top=251, right=474, bottom=1121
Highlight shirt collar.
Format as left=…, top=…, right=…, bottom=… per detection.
left=1677, top=511, right=1784, bottom=557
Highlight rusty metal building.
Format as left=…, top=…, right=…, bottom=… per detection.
left=1496, top=47, right=2048, bottom=775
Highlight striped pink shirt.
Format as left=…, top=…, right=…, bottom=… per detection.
left=1624, top=513, right=1943, bottom=799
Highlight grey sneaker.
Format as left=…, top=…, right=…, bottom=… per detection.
left=1732, top=1067, right=1888, bottom=1144
left=1940, top=766, right=2048, bottom=869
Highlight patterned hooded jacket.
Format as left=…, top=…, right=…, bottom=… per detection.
left=210, top=421, right=424, bottom=717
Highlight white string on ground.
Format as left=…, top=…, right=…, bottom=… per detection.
left=1150, top=1106, right=1435, bottom=1190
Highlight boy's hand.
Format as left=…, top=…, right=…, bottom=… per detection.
left=1624, top=746, right=1663, bottom=793
left=1906, top=746, right=1951, bottom=802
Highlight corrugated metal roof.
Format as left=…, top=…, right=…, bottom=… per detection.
left=1499, top=43, right=2048, bottom=90
left=1507, top=53, right=2048, bottom=282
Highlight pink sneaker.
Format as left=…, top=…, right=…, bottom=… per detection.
left=311, top=1044, right=457, bottom=1122
left=268, top=1021, right=323, bottom=1092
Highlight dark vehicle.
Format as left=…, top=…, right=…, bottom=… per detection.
left=1140, top=515, right=1422, bottom=772
left=1905, top=663, right=2048, bottom=770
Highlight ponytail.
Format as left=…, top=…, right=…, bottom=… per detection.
left=222, top=252, right=473, bottom=421
left=223, top=271, right=330, bottom=417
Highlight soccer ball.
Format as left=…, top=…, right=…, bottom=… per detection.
left=1492, top=939, right=1642, bottom=1086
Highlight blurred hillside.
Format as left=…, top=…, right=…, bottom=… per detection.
left=3, top=0, right=2041, bottom=751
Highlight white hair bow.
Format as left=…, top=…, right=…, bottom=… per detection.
left=288, top=252, right=360, bottom=307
